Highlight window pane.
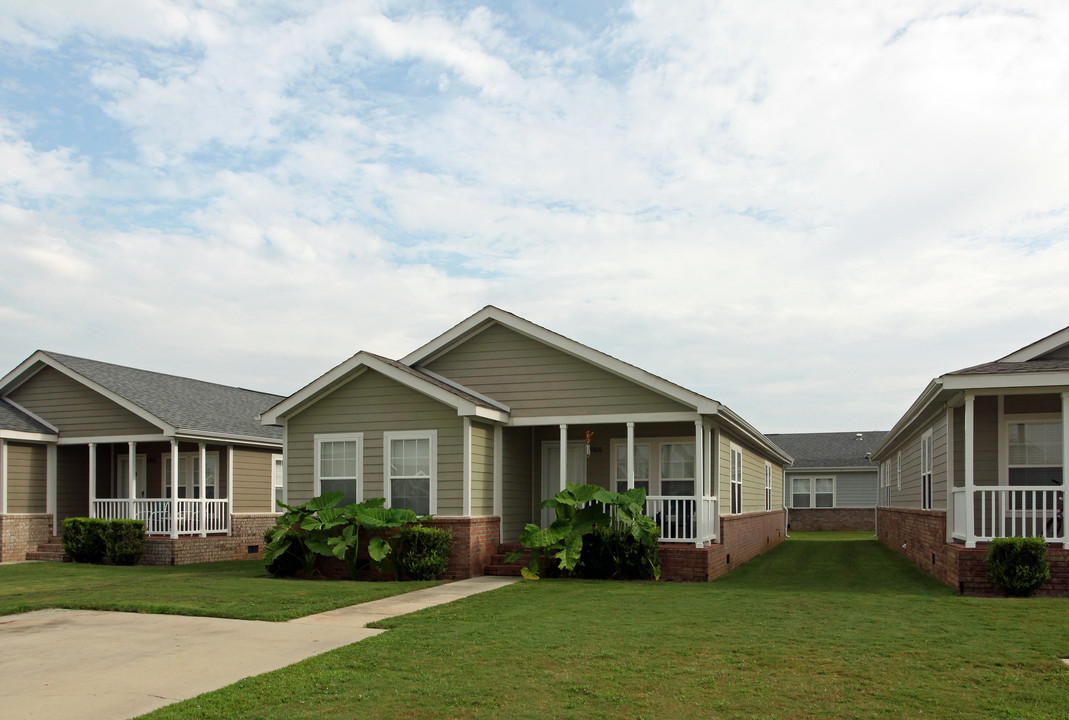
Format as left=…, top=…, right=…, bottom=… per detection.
left=793, top=478, right=811, bottom=494
left=321, top=478, right=356, bottom=507
left=392, top=477, right=430, bottom=516
left=792, top=493, right=811, bottom=508
left=661, top=480, right=694, bottom=497
left=615, top=444, right=650, bottom=481
left=815, top=478, right=833, bottom=494
left=322, top=441, right=357, bottom=479
left=391, top=438, right=430, bottom=477
left=1009, top=422, right=1063, bottom=465
left=660, top=443, right=695, bottom=479
left=815, top=493, right=834, bottom=508
left=1009, top=467, right=1064, bottom=486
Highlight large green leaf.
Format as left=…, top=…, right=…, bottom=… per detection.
left=368, top=536, right=392, bottom=562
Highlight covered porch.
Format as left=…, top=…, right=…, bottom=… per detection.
left=948, top=390, right=1067, bottom=548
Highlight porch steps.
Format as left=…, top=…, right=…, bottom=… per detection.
left=483, top=543, right=527, bottom=577
left=26, top=535, right=66, bottom=562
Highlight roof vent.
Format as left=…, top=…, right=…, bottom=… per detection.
left=856, top=433, right=863, bottom=440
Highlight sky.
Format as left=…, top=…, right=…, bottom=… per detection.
left=1, top=0, right=1068, bottom=434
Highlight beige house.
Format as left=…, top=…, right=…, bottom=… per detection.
left=0, top=351, right=284, bottom=564
left=262, top=307, right=792, bottom=581
left=873, top=327, right=1068, bottom=594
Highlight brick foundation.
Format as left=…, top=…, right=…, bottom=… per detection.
left=139, top=514, right=278, bottom=566
left=659, top=510, right=786, bottom=582
left=788, top=508, right=875, bottom=532
left=877, top=507, right=1069, bottom=597
left=0, top=514, right=53, bottom=562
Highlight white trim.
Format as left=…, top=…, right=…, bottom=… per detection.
left=788, top=475, right=836, bottom=509
left=626, top=422, right=636, bottom=490
left=1, top=397, right=59, bottom=433
left=945, top=407, right=955, bottom=542
left=896, top=451, right=902, bottom=491
left=46, top=443, right=57, bottom=534
left=729, top=442, right=743, bottom=514
left=383, top=430, right=437, bottom=515
left=999, top=326, right=1069, bottom=362
left=943, top=373, right=1069, bottom=390
left=493, top=424, right=503, bottom=538
left=271, top=452, right=285, bottom=513
left=510, top=412, right=699, bottom=427
left=920, top=429, right=933, bottom=510
left=462, top=419, right=472, bottom=517
left=198, top=443, right=208, bottom=536
left=169, top=440, right=179, bottom=538
left=57, top=434, right=171, bottom=445
left=314, top=432, right=364, bottom=503
left=764, top=461, right=773, bottom=512
left=162, top=450, right=220, bottom=500
left=226, top=444, right=233, bottom=534
left=0, top=438, right=7, bottom=515
left=559, top=425, right=568, bottom=493
left=88, top=443, right=97, bottom=515
left=0, top=430, right=57, bottom=442
left=964, top=394, right=976, bottom=547
left=417, top=368, right=511, bottom=412
left=1001, top=411, right=1063, bottom=485
left=609, top=437, right=651, bottom=491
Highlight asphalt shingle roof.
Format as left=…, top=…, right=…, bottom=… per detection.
left=950, top=359, right=1069, bottom=375
left=42, top=352, right=284, bottom=442
left=0, top=398, right=55, bottom=434
left=765, top=431, right=887, bottom=469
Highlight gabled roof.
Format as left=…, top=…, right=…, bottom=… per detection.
left=1, top=351, right=284, bottom=443
left=259, top=351, right=510, bottom=425
left=998, top=325, right=1069, bottom=362
left=0, top=397, right=58, bottom=438
left=766, top=431, right=885, bottom=470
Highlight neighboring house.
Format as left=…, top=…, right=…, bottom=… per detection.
left=873, top=327, right=1069, bottom=594
left=766, top=431, right=886, bottom=532
left=0, top=351, right=284, bottom=564
left=261, top=306, right=793, bottom=581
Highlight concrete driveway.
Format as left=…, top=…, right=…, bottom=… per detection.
left=0, top=576, right=518, bottom=719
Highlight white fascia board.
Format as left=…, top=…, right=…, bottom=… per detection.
left=260, top=356, right=367, bottom=424
left=472, top=406, right=510, bottom=423
left=401, top=306, right=713, bottom=411
left=5, top=352, right=175, bottom=436
left=871, top=379, right=945, bottom=461
left=712, top=405, right=793, bottom=464
left=0, top=351, right=48, bottom=394
left=57, top=433, right=172, bottom=445
left=417, top=367, right=510, bottom=412
left=508, top=411, right=700, bottom=427
left=941, top=371, right=1069, bottom=391
left=0, top=429, right=58, bottom=442
left=786, top=466, right=879, bottom=474
left=998, top=326, right=1069, bottom=361
left=174, top=431, right=283, bottom=448
left=1, top=397, right=59, bottom=433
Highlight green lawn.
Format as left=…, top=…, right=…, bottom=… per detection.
left=135, top=533, right=1069, bottom=720
left=0, top=560, right=436, bottom=621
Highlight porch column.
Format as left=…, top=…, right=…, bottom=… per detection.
left=964, top=394, right=976, bottom=548
left=0, top=439, right=7, bottom=515
left=170, top=440, right=179, bottom=539
left=88, top=443, right=97, bottom=519
left=944, top=408, right=954, bottom=543
left=462, top=418, right=472, bottom=517
left=626, top=422, right=635, bottom=490
left=1062, top=392, right=1069, bottom=547
left=694, top=420, right=704, bottom=548
left=198, top=442, right=207, bottom=537
left=559, top=424, right=568, bottom=493
left=127, top=440, right=137, bottom=515
left=226, top=444, right=234, bottom=536
left=47, top=444, right=57, bottom=534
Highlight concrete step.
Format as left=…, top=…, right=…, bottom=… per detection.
left=483, top=564, right=523, bottom=577
left=26, top=549, right=66, bottom=562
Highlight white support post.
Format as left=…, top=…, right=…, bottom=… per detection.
left=47, top=444, right=57, bottom=534
left=704, top=426, right=713, bottom=498
left=559, top=424, right=568, bottom=493
left=1061, top=392, right=1069, bottom=547
left=198, top=442, right=207, bottom=537
left=226, top=444, right=234, bottom=535
left=964, top=394, right=976, bottom=548
left=493, top=425, right=503, bottom=542
left=626, top=422, right=635, bottom=490
left=462, top=418, right=472, bottom=517
left=694, top=420, right=704, bottom=547
left=127, top=441, right=137, bottom=520
left=944, top=408, right=954, bottom=543
left=88, top=443, right=97, bottom=519
left=0, top=439, right=7, bottom=515
left=170, top=440, right=179, bottom=539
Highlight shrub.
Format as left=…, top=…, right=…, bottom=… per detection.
left=575, top=525, right=660, bottom=580
left=62, top=517, right=109, bottom=563
left=986, top=537, right=1050, bottom=597
left=395, top=525, right=454, bottom=580
left=264, top=528, right=303, bottom=577
left=106, top=519, right=146, bottom=565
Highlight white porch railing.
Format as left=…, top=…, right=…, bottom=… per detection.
left=91, top=498, right=229, bottom=536
left=644, top=496, right=719, bottom=544
left=951, top=486, right=1065, bottom=545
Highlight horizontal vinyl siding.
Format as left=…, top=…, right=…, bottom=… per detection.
left=886, top=410, right=953, bottom=510
left=501, top=427, right=533, bottom=542
left=8, top=367, right=162, bottom=438
left=424, top=324, right=691, bottom=418
left=286, top=370, right=463, bottom=514
left=719, top=430, right=782, bottom=514
left=470, top=422, right=495, bottom=516
left=6, top=442, right=46, bottom=513
left=56, top=445, right=89, bottom=525
left=835, top=471, right=878, bottom=507
left=232, top=447, right=273, bottom=513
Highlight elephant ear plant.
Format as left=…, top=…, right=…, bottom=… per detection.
left=263, top=492, right=345, bottom=578
left=506, top=483, right=660, bottom=580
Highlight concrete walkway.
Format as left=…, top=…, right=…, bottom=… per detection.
left=0, top=575, right=519, bottom=720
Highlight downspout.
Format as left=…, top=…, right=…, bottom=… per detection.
left=782, top=463, right=790, bottom=538
left=872, top=455, right=880, bottom=539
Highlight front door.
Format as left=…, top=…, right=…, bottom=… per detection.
left=540, top=441, right=587, bottom=525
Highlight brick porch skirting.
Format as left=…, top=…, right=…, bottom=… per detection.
left=140, top=514, right=279, bottom=566
left=0, top=513, right=53, bottom=562
left=788, top=508, right=875, bottom=532
left=660, top=510, right=786, bottom=582
left=877, top=507, right=1069, bottom=597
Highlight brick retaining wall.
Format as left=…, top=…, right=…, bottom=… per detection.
left=659, top=510, right=786, bottom=582
left=788, top=508, right=875, bottom=532
left=140, top=513, right=277, bottom=566
left=0, top=514, right=52, bottom=562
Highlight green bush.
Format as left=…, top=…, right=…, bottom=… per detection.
left=264, top=528, right=303, bottom=577
left=106, top=519, right=145, bottom=565
left=395, top=525, right=454, bottom=580
left=62, top=517, right=109, bottom=563
left=575, top=525, right=660, bottom=580
left=986, top=537, right=1050, bottom=597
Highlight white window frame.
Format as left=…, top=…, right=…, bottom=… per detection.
left=1002, top=413, right=1063, bottom=487
left=271, top=453, right=285, bottom=512
left=163, top=451, right=220, bottom=499
left=896, top=451, right=902, bottom=490
left=729, top=443, right=743, bottom=514
left=610, top=441, right=651, bottom=493
left=790, top=476, right=836, bottom=509
left=659, top=441, right=696, bottom=497
left=116, top=453, right=147, bottom=498
left=383, top=430, right=437, bottom=515
left=920, top=429, right=933, bottom=510
left=314, top=432, right=363, bottom=504
left=608, top=436, right=695, bottom=497
left=764, top=462, right=773, bottom=511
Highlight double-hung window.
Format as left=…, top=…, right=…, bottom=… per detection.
left=764, top=462, right=773, bottom=511
left=660, top=443, right=695, bottom=496
left=384, top=430, right=436, bottom=516
left=315, top=433, right=362, bottom=507
left=163, top=451, right=219, bottom=499
left=791, top=477, right=834, bottom=508
left=729, top=444, right=743, bottom=514
left=1007, top=419, right=1063, bottom=486
left=920, top=430, right=933, bottom=510
left=272, top=454, right=285, bottom=512
left=614, top=443, right=650, bottom=493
